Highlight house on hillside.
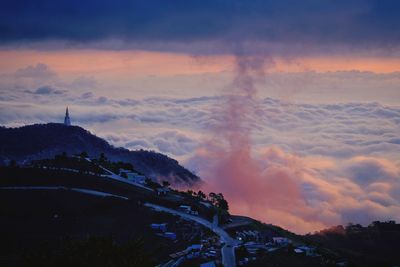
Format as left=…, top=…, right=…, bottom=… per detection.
left=186, top=244, right=203, bottom=259
left=200, top=261, right=216, bottom=267
left=178, top=205, right=192, bottom=213
left=272, top=237, right=291, bottom=247
left=178, top=205, right=199, bottom=215
left=164, top=232, right=177, bottom=240
left=119, top=169, right=146, bottom=184
left=155, top=187, right=170, bottom=196
left=200, top=201, right=213, bottom=208
left=296, top=245, right=318, bottom=257
left=150, top=223, right=167, bottom=232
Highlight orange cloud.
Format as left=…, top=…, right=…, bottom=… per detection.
left=0, top=50, right=231, bottom=76
left=274, top=56, right=400, bottom=73
left=0, top=50, right=399, bottom=77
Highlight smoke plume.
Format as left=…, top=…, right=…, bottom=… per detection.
left=193, top=49, right=330, bottom=233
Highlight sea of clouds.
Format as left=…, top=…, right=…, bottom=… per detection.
left=0, top=63, right=399, bottom=233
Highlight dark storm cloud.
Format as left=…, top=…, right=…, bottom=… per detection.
left=346, top=157, right=398, bottom=185
left=1, top=0, right=400, bottom=53
left=24, top=85, right=65, bottom=95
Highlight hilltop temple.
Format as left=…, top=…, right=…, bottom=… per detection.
left=64, top=107, right=71, bottom=126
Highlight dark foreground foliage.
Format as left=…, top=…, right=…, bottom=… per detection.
left=22, top=237, right=154, bottom=267
left=305, top=222, right=400, bottom=267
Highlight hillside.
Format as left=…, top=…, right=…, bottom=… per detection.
left=2, top=125, right=400, bottom=267
left=2, top=163, right=400, bottom=266
left=0, top=165, right=220, bottom=267
left=0, top=123, right=200, bottom=187
left=304, top=223, right=400, bottom=267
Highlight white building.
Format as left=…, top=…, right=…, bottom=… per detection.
left=156, top=187, right=170, bottom=196
left=119, top=169, right=146, bottom=184
left=178, top=205, right=192, bottom=213
left=64, top=107, right=71, bottom=126
left=150, top=223, right=167, bottom=232
left=296, top=246, right=317, bottom=256
left=272, top=237, right=291, bottom=247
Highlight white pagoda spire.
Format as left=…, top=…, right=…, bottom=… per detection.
left=64, top=107, right=71, bottom=126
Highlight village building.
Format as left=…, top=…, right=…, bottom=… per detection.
left=200, top=261, right=216, bottom=267
left=272, top=237, right=291, bottom=247
left=155, top=187, right=170, bottom=196
left=119, top=169, right=146, bottom=184
left=150, top=223, right=167, bottom=232
left=164, top=232, right=177, bottom=240
left=178, top=205, right=192, bottom=213
left=296, top=245, right=318, bottom=257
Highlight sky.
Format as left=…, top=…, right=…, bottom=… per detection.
left=1, top=0, right=400, bottom=234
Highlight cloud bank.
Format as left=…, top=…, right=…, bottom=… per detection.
left=190, top=144, right=400, bottom=233
left=1, top=63, right=399, bottom=233
left=1, top=0, right=400, bottom=234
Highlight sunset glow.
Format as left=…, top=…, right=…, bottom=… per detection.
left=1, top=0, right=400, bottom=235
left=1, top=50, right=400, bottom=76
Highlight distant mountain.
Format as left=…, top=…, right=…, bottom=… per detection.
left=0, top=123, right=201, bottom=186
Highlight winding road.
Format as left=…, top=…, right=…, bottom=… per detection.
left=144, top=203, right=240, bottom=267
left=82, top=159, right=239, bottom=265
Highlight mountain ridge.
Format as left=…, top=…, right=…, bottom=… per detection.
left=0, top=123, right=200, bottom=187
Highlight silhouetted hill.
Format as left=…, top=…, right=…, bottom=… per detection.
left=0, top=166, right=215, bottom=267
left=0, top=123, right=200, bottom=186
left=305, top=222, right=400, bottom=267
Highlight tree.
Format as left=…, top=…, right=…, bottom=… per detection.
left=23, top=236, right=154, bottom=267
left=99, top=152, right=107, bottom=162
left=235, top=245, right=248, bottom=260
left=8, top=159, right=17, bottom=168
left=145, top=178, right=152, bottom=185
left=208, top=192, right=229, bottom=211
left=217, top=198, right=229, bottom=211
left=208, top=192, right=217, bottom=204
left=55, top=152, right=68, bottom=162
left=79, top=151, right=89, bottom=158
left=145, top=178, right=161, bottom=189
left=197, top=190, right=206, bottom=200
left=162, top=181, right=170, bottom=188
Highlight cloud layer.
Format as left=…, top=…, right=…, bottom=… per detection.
left=0, top=63, right=399, bottom=233
left=1, top=0, right=400, bottom=234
